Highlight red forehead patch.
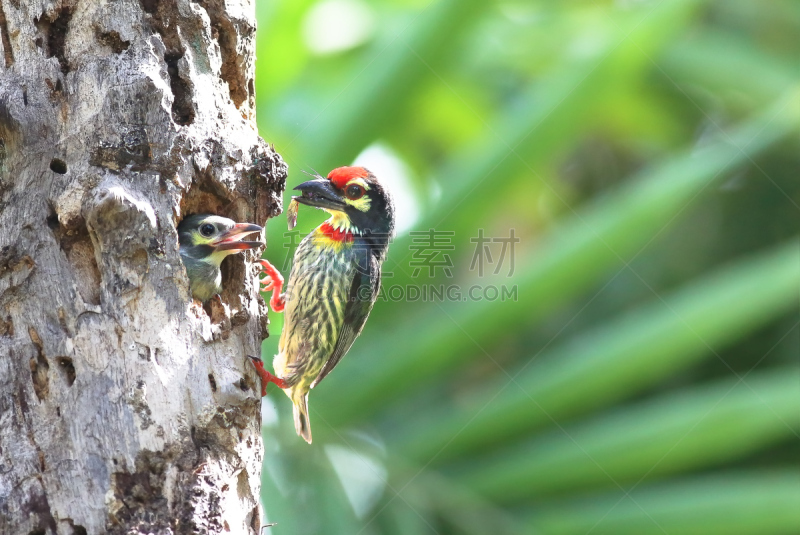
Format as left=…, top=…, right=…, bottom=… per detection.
left=328, top=166, right=368, bottom=188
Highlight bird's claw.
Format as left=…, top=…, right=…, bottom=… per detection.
left=248, top=355, right=287, bottom=397
left=260, top=276, right=275, bottom=292
left=258, top=260, right=284, bottom=285
left=258, top=260, right=285, bottom=312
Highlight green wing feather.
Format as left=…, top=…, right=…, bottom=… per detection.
left=312, top=254, right=380, bottom=388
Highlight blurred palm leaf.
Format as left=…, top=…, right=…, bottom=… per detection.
left=394, top=239, right=799, bottom=461
left=454, top=367, right=799, bottom=500
left=255, top=1, right=800, bottom=534
left=526, top=471, right=800, bottom=535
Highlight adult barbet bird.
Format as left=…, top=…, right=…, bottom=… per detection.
left=178, top=214, right=263, bottom=302
left=253, top=166, right=394, bottom=443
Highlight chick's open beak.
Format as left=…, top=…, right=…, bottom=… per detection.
left=293, top=179, right=346, bottom=211
left=211, top=223, right=263, bottom=252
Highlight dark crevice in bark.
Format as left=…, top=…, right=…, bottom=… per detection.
left=65, top=520, right=88, bottom=535
left=21, top=488, right=57, bottom=535
left=46, top=205, right=59, bottom=230
left=0, top=1, right=14, bottom=67
left=140, top=0, right=196, bottom=125
left=96, top=29, right=130, bottom=54
left=49, top=7, right=73, bottom=74
left=199, top=0, right=249, bottom=108
left=28, top=327, right=50, bottom=401
left=44, top=78, right=64, bottom=100
left=249, top=505, right=259, bottom=532
left=56, top=357, right=76, bottom=386
left=0, top=100, right=16, bottom=197
left=49, top=158, right=67, bottom=174
left=140, top=0, right=158, bottom=15
left=219, top=252, right=248, bottom=316
left=0, top=314, right=13, bottom=336
left=237, top=377, right=250, bottom=392
left=0, top=246, right=34, bottom=298
left=34, top=6, right=74, bottom=75
left=208, top=373, right=217, bottom=392
left=57, top=307, right=69, bottom=335
left=164, top=52, right=195, bottom=125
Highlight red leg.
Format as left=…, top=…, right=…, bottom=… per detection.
left=258, top=260, right=286, bottom=312
left=248, top=355, right=287, bottom=397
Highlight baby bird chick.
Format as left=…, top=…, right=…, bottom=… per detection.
left=178, top=214, right=263, bottom=302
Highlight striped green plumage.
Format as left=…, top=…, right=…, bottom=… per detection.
left=277, top=232, right=356, bottom=385
left=264, top=167, right=394, bottom=443
left=274, top=227, right=378, bottom=442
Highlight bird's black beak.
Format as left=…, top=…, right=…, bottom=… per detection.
left=211, top=223, right=264, bottom=252
left=293, top=179, right=346, bottom=211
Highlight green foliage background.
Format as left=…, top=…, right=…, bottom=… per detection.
left=253, top=1, right=800, bottom=533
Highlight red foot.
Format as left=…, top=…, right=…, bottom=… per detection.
left=248, top=355, right=287, bottom=397
left=258, top=260, right=286, bottom=312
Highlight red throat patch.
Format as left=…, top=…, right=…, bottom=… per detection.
left=328, top=166, right=369, bottom=189
left=319, top=222, right=354, bottom=243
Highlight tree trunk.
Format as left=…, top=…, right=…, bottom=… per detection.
left=0, top=1, right=285, bottom=533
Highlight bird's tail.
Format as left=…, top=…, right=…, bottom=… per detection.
left=292, top=391, right=312, bottom=444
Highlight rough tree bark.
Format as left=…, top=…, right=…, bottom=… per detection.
left=0, top=0, right=286, bottom=533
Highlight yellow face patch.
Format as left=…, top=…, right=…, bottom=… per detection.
left=343, top=178, right=371, bottom=212
left=321, top=177, right=371, bottom=233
